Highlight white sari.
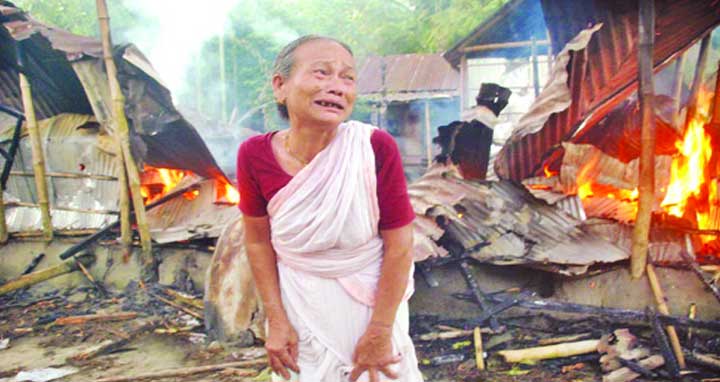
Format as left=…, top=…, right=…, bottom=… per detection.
left=267, top=121, right=423, bottom=382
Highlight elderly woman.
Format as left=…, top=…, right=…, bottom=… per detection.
left=236, top=35, right=423, bottom=382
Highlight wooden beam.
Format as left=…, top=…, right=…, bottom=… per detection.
left=461, top=39, right=550, bottom=54
left=531, top=37, right=541, bottom=97
left=95, top=359, right=266, bottom=382
left=0, top=189, right=7, bottom=244
left=95, top=0, right=153, bottom=263
left=686, top=35, right=711, bottom=125
left=424, top=99, right=432, bottom=168
left=630, top=0, right=656, bottom=279
left=7, top=201, right=118, bottom=215
left=671, top=52, right=687, bottom=129
left=0, top=252, right=94, bottom=296
left=646, top=264, right=686, bottom=368
left=9, top=171, right=117, bottom=181
left=18, top=65, right=53, bottom=242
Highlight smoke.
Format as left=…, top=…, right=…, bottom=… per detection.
left=118, top=0, right=297, bottom=97
left=120, top=0, right=240, bottom=95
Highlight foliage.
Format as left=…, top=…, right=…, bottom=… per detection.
left=12, top=0, right=139, bottom=38
left=10, top=0, right=509, bottom=124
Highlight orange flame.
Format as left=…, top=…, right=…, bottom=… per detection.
left=222, top=181, right=240, bottom=204
left=543, top=164, right=558, bottom=178
left=141, top=165, right=194, bottom=205
left=660, top=117, right=712, bottom=217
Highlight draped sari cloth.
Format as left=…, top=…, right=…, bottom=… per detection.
left=267, top=121, right=423, bottom=382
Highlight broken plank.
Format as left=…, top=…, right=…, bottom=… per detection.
left=485, top=292, right=720, bottom=332
left=95, top=359, right=267, bottom=382
left=603, top=355, right=664, bottom=382
left=69, top=317, right=162, bottom=362
left=0, top=253, right=94, bottom=296
left=497, top=339, right=601, bottom=363
left=53, top=312, right=138, bottom=326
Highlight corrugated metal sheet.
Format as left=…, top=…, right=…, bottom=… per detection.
left=0, top=6, right=95, bottom=121
left=0, top=113, right=120, bottom=232
left=495, top=0, right=720, bottom=182
left=357, top=54, right=459, bottom=100
left=411, top=164, right=628, bottom=271
left=146, top=176, right=240, bottom=243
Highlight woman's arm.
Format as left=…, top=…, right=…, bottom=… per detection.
left=351, top=223, right=414, bottom=382
left=243, top=214, right=300, bottom=380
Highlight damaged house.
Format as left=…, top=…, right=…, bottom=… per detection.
left=0, top=3, right=242, bottom=291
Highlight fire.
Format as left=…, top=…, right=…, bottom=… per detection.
left=660, top=117, right=712, bottom=217
left=141, top=165, right=196, bottom=205
left=219, top=181, right=240, bottom=204
left=575, top=153, right=599, bottom=199
left=543, top=164, right=558, bottom=178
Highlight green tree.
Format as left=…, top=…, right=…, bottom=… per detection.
left=12, top=0, right=139, bottom=38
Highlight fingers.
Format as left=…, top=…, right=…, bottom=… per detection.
left=277, top=348, right=300, bottom=373
left=349, top=365, right=366, bottom=382
left=369, top=368, right=379, bottom=382
left=379, top=364, right=399, bottom=380
left=268, top=354, right=291, bottom=380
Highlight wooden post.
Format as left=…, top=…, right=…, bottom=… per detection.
left=686, top=35, right=711, bottom=125
left=117, top=150, right=131, bottom=253
left=630, top=0, right=656, bottom=279
left=531, top=37, right=541, bottom=97
left=18, top=57, right=53, bottom=242
left=95, top=0, right=152, bottom=261
left=473, top=326, right=485, bottom=370
left=646, top=264, right=686, bottom=368
left=460, top=55, right=468, bottom=115
left=671, top=53, right=687, bottom=129
left=0, top=190, right=6, bottom=243
left=0, top=252, right=94, bottom=296
left=219, top=32, right=227, bottom=123
left=424, top=99, right=432, bottom=168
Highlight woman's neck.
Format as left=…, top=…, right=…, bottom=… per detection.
left=286, top=122, right=339, bottom=162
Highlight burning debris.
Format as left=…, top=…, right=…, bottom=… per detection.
left=1, top=0, right=720, bottom=381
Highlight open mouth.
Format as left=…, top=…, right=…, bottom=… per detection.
left=315, top=100, right=344, bottom=111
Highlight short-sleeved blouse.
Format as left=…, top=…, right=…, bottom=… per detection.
left=236, top=128, right=415, bottom=230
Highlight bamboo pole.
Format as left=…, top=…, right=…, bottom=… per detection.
left=671, top=53, right=687, bottom=130
left=473, top=327, right=485, bottom=370
left=0, top=190, right=7, bottom=243
left=219, top=32, right=227, bottom=123
left=18, top=69, right=53, bottom=242
left=531, top=37, right=540, bottom=97
left=116, top=153, right=131, bottom=252
left=424, top=100, right=432, bottom=168
left=95, top=359, right=266, bottom=382
left=0, top=253, right=94, bottom=296
left=10, top=170, right=117, bottom=181
left=461, top=39, right=550, bottom=53
left=497, top=339, right=601, bottom=363
left=646, top=264, right=686, bottom=368
left=95, top=0, right=152, bottom=261
left=686, top=35, right=711, bottom=126
left=8, top=201, right=118, bottom=215
left=630, top=0, right=656, bottom=279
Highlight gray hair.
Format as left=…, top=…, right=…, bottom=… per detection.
left=272, top=35, right=354, bottom=119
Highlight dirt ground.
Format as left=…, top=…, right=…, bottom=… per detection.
left=2, top=282, right=719, bottom=382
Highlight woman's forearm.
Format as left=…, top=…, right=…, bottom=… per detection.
left=370, top=226, right=414, bottom=327
left=246, top=241, right=288, bottom=322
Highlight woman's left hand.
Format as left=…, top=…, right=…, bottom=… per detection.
left=349, top=323, right=401, bottom=382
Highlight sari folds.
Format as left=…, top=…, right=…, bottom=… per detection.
left=267, top=121, right=422, bottom=382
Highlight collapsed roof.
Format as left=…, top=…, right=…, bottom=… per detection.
left=0, top=2, right=226, bottom=181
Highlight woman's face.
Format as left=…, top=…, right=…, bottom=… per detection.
left=273, top=39, right=357, bottom=128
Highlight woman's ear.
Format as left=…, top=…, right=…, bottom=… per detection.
left=272, top=74, right=286, bottom=104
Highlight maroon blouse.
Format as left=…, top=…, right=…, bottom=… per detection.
left=236, top=129, right=415, bottom=230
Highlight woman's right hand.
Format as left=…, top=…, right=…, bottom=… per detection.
left=266, top=316, right=300, bottom=380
